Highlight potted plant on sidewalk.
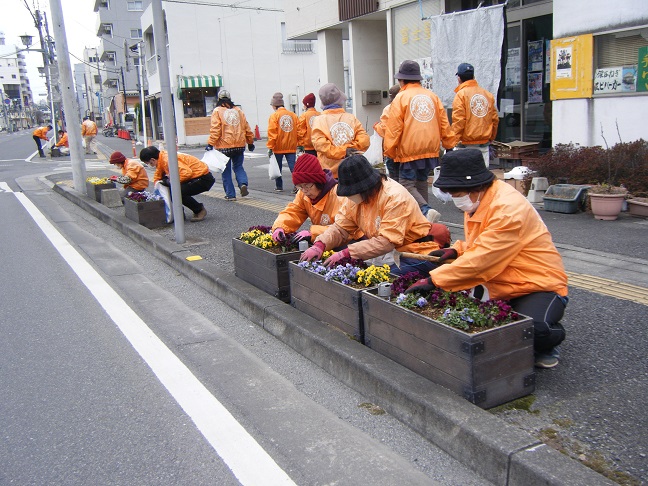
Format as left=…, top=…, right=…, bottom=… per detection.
left=124, top=191, right=166, bottom=229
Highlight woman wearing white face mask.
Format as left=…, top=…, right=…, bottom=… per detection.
left=299, top=154, right=452, bottom=275
left=406, top=149, right=569, bottom=369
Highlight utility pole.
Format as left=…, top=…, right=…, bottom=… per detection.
left=42, top=12, right=57, bottom=138
left=152, top=0, right=185, bottom=243
left=0, top=89, right=9, bottom=131
left=121, top=66, right=127, bottom=117
left=49, top=0, right=86, bottom=192
left=83, top=72, right=92, bottom=118
left=131, top=42, right=147, bottom=146
left=95, top=57, right=104, bottom=125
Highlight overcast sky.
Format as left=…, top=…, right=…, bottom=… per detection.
left=3, top=0, right=98, bottom=101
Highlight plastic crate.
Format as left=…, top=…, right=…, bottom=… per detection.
left=542, top=184, right=590, bottom=213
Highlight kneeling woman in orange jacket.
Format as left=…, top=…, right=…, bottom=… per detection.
left=300, top=154, right=451, bottom=276
left=108, top=151, right=150, bottom=197
left=406, top=149, right=568, bottom=369
left=271, top=154, right=362, bottom=246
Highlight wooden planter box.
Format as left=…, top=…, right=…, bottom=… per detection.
left=627, top=199, right=648, bottom=218
left=86, top=181, right=116, bottom=202
left=124, top=198, right=166, bottom=229
left=361, top=289, right=536, bottom=409
left=289, top=262, right=378, bottom=343
left=232, top=238, right=301, bottom=302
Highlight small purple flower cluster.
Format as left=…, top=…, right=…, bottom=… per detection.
left=248, top=225, right=272, bottom=233
left=299, top=261, right=363, bottom=285
left=390, top=271, right=425, bottom=296
left=126, top=191, right=162, bottom=203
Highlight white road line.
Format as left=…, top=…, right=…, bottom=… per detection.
left=14, top=191, right=296, bottom=486
left=0, top=182, right=11, bottom=192
left=0, top=159, right=28, bottom=162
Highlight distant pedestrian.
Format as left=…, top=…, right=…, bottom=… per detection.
left=311, top=83, right=369, bottom=178
left=384, top=60, right=453, bottom=221
left=373, top=83, right=401, bottom=180
left=55, top=129, right=69, bottom=155
left=267, top=92, right=299, bottom=193
left=206, top=89, right=255, bottom=201
left=449, top=63, right=500, bottom=167
left=82, top=116, right=98, bottom=155
left=297, top=93, right=320, bottom=157
left=108, top=151, right=149, bottom=198
left=32, top=124, right=52, bottom=158
left=405, top=150, right=568, bottom=368
left=139, top=146, right=215, bottom=222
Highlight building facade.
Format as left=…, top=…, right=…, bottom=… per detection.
left=284, top=0, right=648, bottom=152
left=0, top=31, right=35, bottom=130
left=140, top=0, right=319, bottom=145
left=93, top=0, right=150, bottom=127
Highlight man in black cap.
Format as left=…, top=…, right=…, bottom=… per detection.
left=449, top=63, right=499, bottom=167
left=383, top=60, right=453, bottom=222
left=406, top=149, right=568, bottom=368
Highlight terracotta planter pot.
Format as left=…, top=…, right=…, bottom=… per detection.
left=589, top=193, right=626, bottom=220
left=232, top=238, right=301, bottom=302
left=361, top=289, right=535, bottom=409
left=627, top=199, right=648, bottom=218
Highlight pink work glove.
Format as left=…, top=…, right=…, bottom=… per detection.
left=324, top=248, right=350, bottom=267
left=271, top=228, right=286, bottom=243
left=109, top=175, right=118, bottom=181
left=300, top=241, right=325, bottom=262
left=289, top=230, right=311, bottom=245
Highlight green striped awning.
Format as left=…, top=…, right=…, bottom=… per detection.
left=179, top=75, right=222, bottom=89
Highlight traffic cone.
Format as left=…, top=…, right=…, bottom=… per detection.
left=254, top=125, right=260, bottom=141
left=132, top=138, right=137, bottom=157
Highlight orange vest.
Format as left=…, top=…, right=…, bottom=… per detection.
left=449, top=79, right=499, bottom=146
left=208, top=106, right=254, bottom=149
left=267, top=107, right=299, bottom=154
left=122, top=158, right=150, bottom=191
left=153, top=151, right=210, bottom=184
left=297, top=108, right=320, bottom=151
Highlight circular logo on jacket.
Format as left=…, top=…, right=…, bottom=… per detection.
left=309, top=115, right=317, bottom=128
left=374, top=215, right=381, bottom=232
left=280, top=115, right=294, bottom=132
left=470, top=94, right=489, bottom=117
left=409, top=95, right=435, bottom=123
left=321, top=213, right=331, bottom=225
left=224, top=108, right=240, bottom=126
left=329, top=122, right=354, bottom=146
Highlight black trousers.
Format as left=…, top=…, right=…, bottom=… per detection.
left=33, top=135, right=44, bottom=156
left=509, top=291, right=567, bottom=353
left=179, top=173, right=215, bottom=213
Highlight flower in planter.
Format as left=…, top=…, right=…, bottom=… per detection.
left=356, top=264, right=391, bottom=287
left=298, top=259, right=391, bottom=288
left=390, top=272, right=425, bottom=296
left=86, top=176, right=112, bottom=185
left=239, top=226, right=300, bottom=252
left=395, top=288, right=520, bottom=332
left=125, top=191, right=162, bottom=203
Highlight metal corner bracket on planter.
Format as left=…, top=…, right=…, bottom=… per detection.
left=289, top=261, right=380, bottom=343
left=231, top=238, right=301, bottom=303
left=361, top=288, right=536, bottom=409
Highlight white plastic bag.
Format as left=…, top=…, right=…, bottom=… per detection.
left=268, top=155, right=281, bottom=180
left=82, top=139, right=86, bottom=149
left=364, top=132, right=384, bottom=167
left=201, top=149, right=229, bottom=173
left=432, top=166, right=453, bottom=203
left=154, top=181, right=174, bottom=223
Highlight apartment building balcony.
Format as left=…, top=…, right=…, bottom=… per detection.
left=281, top=40, right=314, bottom=54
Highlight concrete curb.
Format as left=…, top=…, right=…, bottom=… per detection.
left=49, top=179, right=613, bottom=486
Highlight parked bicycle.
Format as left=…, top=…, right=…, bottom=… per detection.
left=102, top=125, right=117, bottom=137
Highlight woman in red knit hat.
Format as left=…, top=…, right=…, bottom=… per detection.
left=108, top=151, right=150, bottom=198
left=297, top=93, right=320, bottom=157
left=270, top=153, right=362, bottom=245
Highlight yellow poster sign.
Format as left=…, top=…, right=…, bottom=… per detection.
left=550, top=34, right=593, bottom=100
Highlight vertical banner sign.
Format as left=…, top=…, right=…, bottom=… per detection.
left=638, top=46, right=648, bottom=93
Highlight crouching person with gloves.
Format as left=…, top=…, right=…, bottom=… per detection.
left=406, top=149, right=568, bottom=369
left=300, top=154, right=450, bottom=275
left=139, top=146, right=215, bottom=222
left=271, top=154, right=362, bottom=246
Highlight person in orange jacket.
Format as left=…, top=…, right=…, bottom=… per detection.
left=448, top=63, right=500, bottom=167
left=139, top=146, right=215, bottom=222
left=300, top=154, right=451, bottom=276
left=55, top=129, right=69, bottom=155
left=207, top=89, right=255, bottom=200
left=384, top=60, right=454, bottom=221
left=373, top=84, right=400, bottom=180
left=311, top=83, right=369, bottom=179
left=32, top=124, right=52, bottom=158
left=270, top=153, right=362, bottom=246
left=108, top=151, right=150, bottom=198
left=81, top=117, right=98, bottom=155
left=406, top=150, right=568, bottom=369
left=296, top=93, right=320, bottom=157
left=267, top=92, right=299, bottom=193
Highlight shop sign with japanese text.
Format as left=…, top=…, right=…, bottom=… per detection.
left=594, top=66, right=637, bottom=94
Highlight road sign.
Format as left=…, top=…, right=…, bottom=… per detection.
left=4, top=99, right=10, bottom=105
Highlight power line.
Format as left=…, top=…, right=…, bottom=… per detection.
left=163, top=0, right=283, bottom=11
left=68, top=51, right=124, bottom=74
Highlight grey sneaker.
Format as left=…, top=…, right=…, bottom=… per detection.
left=534, top=353, right=559, bottom=369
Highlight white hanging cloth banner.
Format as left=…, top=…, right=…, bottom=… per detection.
left=428, top=3, right=505, bottom=107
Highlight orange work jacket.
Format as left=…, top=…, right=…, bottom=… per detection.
left=297, top=108, right=320, bottom=151
left=153, top=151, right=210, bottom=184
left=56, top=133, right=69, bottom=147
left=82, top=119, right=98, bottom=136
left=383, top=82, right=453, bottom=162
left=33, top=127, right=49, bottom=140
left=448, top=79, right=499, bottom=146
left=310, top=108, right=369, bottom=178
left=122, top=158, right=150, bottom=191
left=431, top=180, right=568, bottom=300
left=316, top=178, right=439, bottom=259
left=208, top=106, right=254, bottom=149
left=267, top=107, right=299, bottom=154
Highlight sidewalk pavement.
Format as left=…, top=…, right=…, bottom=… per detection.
left=39, top=135, right=648, bottom=484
